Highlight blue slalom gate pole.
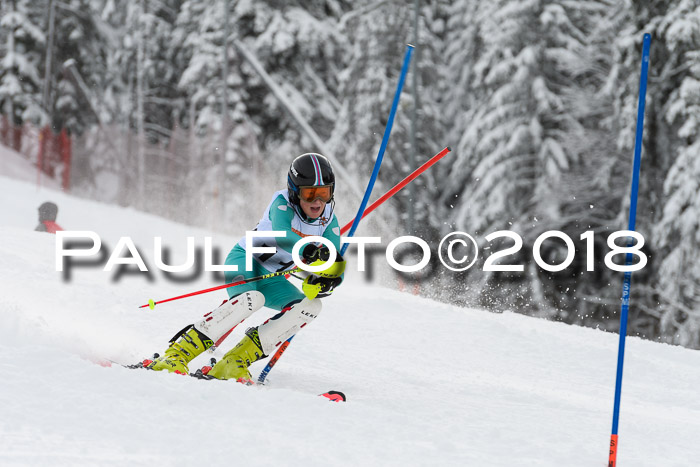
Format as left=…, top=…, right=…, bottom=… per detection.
left=609, top=32, right=651, bottom=467
left=340, top=44, right=414, bottom=255
left=258, top=45, right=415, bottom=384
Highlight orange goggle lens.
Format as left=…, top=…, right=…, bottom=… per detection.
left=299, top=185, right=333, bottom=203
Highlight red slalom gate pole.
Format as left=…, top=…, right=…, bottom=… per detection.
left=338, top=146, right=451, bottom=234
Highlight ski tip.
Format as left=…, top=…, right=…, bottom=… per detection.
left=148, top=299, right=155, bottom=310
left=446, top=146, right=452, bottom=152
left=320, top=390, right=346, bottom=402
left=91, top=358, right=113, bottom=368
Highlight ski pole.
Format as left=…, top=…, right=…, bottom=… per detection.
left=139, top=268, right=301, bottom=309
left=257, top=44, right=415, bottom=384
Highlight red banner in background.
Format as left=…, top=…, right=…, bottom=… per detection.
left=59, top=129, right=71, bottom=192
left=1, top=116, right=72, bottom=192
left=0, top=115, right=24, bottom=153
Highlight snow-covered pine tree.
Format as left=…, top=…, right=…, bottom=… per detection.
left=326, top=1, right=410, bottom=242
left=442, top=0, right=613, bottom=314
left=174, top=0, right=269, bottom=230
left=327, top=0, right=448, bottom=246
left=237, top=0, right=348, bottom=147
left=540, top=1, right=633, bottom=329
left=133, top=0, right=190, bottom=221
left=87, top=0, right=190, bottom=216
left=50, top=0, right=108, bottom=133
left=397, top=0, right=449, bottom=242
left=652, top=0, right=700, bottom=348
left=587, top=0, right=700, bottom=346
left=0, top=0, right=45, bottom=128
left=93, top=0, right=148, bottom=208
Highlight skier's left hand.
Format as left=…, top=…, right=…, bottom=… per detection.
left=301, top=252, right=345, bottom=299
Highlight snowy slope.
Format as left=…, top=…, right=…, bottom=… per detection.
left=1, top=165, right=700, bottom=466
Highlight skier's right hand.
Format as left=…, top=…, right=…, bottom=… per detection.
left=301, top=250, right=346, bottom=300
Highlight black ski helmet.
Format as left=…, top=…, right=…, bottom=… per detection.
left=287, top=153, right=336, bottom=207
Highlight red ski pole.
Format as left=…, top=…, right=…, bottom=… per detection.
left=139, top=268, right=301, bottom=309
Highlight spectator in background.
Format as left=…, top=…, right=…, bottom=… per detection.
left=35, top=201, right=64, bottom=233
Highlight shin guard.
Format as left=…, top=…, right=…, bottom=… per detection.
left=256, top=298, right=322, bottom=355
left=193, top=291, right=265, bottom=346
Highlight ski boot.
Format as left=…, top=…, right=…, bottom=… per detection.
left=207, top=327, right=266, bottom=383
left=146, top=325, right=214, bottom=375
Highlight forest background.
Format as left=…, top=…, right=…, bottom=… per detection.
left=2, top=0, right=700, bottom=349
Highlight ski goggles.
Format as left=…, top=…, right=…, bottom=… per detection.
left=298, top=185, right=333, bottom=203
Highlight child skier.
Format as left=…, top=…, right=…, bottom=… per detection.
left=35, top=201, right=64, bottom=233
left=147, top=153, right=345, bottom=382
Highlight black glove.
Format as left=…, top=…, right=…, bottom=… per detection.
left=302, top=243, right=331, bottom=263
left=304, top=274, right=343, bottom=298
